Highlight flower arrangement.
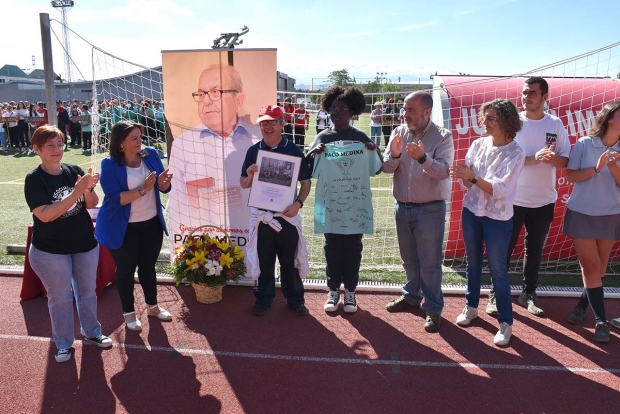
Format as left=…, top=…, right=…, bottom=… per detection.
left=171, top=231, right=246, bottom=288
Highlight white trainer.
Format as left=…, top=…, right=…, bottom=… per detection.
left=324, top=290, right=340, bottom=312
left=456, top=305, right=478, bottom=326
left=343, top=289, right=357, bottom=313
left=494, top=322, right=512, bottom=346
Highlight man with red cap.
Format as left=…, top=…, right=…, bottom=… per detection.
left=240, top=105, right=312, bottom=316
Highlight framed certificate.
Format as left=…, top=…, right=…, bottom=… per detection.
left=248, top=149, right=301, bottom=212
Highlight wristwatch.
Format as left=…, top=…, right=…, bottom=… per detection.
left=470, top=175, right=479, bottom=185
left=137, top=184, right=146, bottom=196
left=295, top=198, right=304, bottom=208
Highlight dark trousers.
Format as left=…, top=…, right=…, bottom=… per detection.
left=254, top=218, right=304, bottom=307
left=294, top=126, right=306, bottom=147
left=17, top=121, right=29, bottom=147
left=507, top=203, right=555, bottom=293
left=8, top=126, right=19, bottom=148
left=69, top=122, right=81, bottom=146
left=382, top=125, right=393, bottom=147
left=324, top=233, right=363, bottom=292
left=283, top=124, right=293, bottom=141
left=82, top=131, right=92, bottom=150
left=109, top=216, right=163, bottom=313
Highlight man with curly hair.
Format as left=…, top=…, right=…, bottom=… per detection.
left=382, top=91, right=454, bottom=332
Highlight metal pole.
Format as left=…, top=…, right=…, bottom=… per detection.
left=40, top=13, right=57, bottom=127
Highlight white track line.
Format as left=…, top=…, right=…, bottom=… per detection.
left=1, top=333, right=618, bottom=374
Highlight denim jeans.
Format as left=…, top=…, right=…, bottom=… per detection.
left=507, top=203, right=555, bottom=293
left=370, top=126, right=382, bottom=147
left=29, top=244, right=102, bottom=350
left=0, top=131, right=7, bottom=149
left=324, top=233, right=363, bottom=292
left=394, top=200, right=445, bottom=315
left=462, top=207, right=513, bottom=325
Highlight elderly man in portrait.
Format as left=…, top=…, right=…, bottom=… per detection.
left=168, top=63, right=260, bottom=248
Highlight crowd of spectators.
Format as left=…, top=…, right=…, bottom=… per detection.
left=0, top=98, right=165, bottom=153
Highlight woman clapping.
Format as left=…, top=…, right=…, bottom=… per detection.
left=96, top=121, right=173, bottom=331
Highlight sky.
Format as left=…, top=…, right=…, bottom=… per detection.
left=2, top=0, right=619, bottom=88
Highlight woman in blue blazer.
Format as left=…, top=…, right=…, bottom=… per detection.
left=97, top=121, right=173, bottom=331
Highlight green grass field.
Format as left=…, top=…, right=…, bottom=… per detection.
left=2, top=120, right=619, bottom=288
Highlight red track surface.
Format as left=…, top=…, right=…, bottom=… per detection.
left=1, top=275, right=619, bottom=414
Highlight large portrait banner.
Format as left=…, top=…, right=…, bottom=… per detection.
left=162, top=48, right=277, bottom=254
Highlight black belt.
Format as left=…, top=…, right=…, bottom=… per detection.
left=397, top=200, right=442, bottom=207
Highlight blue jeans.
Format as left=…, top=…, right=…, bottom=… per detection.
left=29, top=244, right=102, bottom=349
left=0, top=131, right=7, bottom=149
left=394, top=200, right=445, bottom=314
left=370, top=126, right=382, bottom=147
left=462, top=208, right=513, bottom=325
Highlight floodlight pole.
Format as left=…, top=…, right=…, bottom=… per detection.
left=51, top=0, right=74, bottom=100
left=40, top=13, right=57, bottom=126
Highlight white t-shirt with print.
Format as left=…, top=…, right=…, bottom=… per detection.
left=513, top=112, right=570, bottom=208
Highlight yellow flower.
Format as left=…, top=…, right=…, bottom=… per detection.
left=232, top=245, right=244, bottom=260
left=219, top=252, right=233, bottom=267
left=194, top=250, right=207, bottom=265
left=194, top=238, right=203, bottom=247
left=215, top=239, right=229, bottom=252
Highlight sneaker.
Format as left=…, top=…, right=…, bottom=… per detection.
left=55, top=348, right=71, bottom=363
left=518, top=291, right=545, bottom=316
left=566, top=306, right=587, bottom=325
left=494, top=322, right=512, bottom=346
left=324, top=290, right=340, bottom=312
left=424, top=313, right=441, bottom=332
left=83, top=335, right=113, bottom=348
left=485, top=291, right=499, bottom=316
left=291, top=303, right=308, bottom=316
left=386, top=295, right=418, bottom=312
left=611, top=317, right=620, bottom=329
left=456, top=305, right=478, bottom=326
left=343, top=289, right=357, bottom=313
left=251, top=304, right=270, bottom=316
left=594, top=321, right=610, bottom=343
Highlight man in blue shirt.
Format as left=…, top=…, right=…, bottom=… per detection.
left=240, top=106, right=312, bottom=316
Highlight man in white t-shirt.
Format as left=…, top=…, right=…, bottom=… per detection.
left=487, top=77, right=570, bottom=317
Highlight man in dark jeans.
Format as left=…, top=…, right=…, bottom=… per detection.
left=486, top=77, right=570, bottom=317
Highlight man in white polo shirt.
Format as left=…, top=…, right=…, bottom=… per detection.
left=487, top=76, right=570, bottom=317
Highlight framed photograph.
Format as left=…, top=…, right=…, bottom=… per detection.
left=248, top=150, right=301, bottom=212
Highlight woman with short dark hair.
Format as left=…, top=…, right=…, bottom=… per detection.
left=96, top=121, right=173, bottom=331
left=25, top=125, right=111, bottom=363
left=450, top=99, right=525, bottom=346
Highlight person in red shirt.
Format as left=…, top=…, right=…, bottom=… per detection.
left=35, top=102, right=48, bottom=127
left=293, top=100, right=309, bottom=147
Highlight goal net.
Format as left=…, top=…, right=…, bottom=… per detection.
left=86, top=39, right=620, bottom=276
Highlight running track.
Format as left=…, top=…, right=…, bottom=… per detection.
left=1, top=275, right=619, bottom=413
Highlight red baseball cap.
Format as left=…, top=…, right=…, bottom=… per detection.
left=257, top=105, right=284, bottom=123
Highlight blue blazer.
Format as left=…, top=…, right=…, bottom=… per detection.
left=96, top=147, right=170, bottom=249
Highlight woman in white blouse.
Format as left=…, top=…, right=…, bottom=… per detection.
left=449, top=99, right=525, bottom=346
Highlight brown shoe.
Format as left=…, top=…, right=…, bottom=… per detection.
left=386, top=295, right=418, bottom=312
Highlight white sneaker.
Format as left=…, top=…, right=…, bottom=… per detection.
left=494, top=322, right=512, bottom=346
left=55, top=348, right=71, bottom=363
left=344, top=289, right=357, bottom=313
left=324, top=290, right=340, bottom=312
left=456, top=305, right=478, bottom=326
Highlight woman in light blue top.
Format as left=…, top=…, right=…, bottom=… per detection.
left=563, top=101, right=620, bottom=343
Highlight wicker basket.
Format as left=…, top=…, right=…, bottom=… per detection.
left=192, top=283, right=223, bottom=304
